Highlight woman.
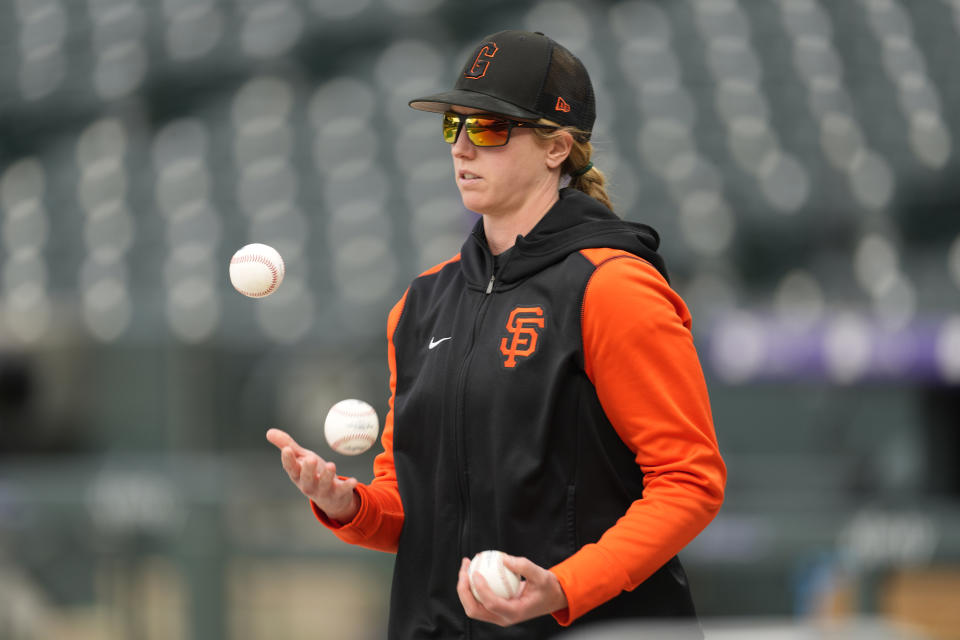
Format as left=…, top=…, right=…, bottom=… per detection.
left=268, top=30, right=726, bottom=638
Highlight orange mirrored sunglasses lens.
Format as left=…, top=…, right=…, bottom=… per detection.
left=465, top=117, right=510, bottom=146
left=442, top=114, right=511, bottom=146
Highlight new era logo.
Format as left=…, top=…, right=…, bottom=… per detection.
left=555, top=96, right=571, bottom=112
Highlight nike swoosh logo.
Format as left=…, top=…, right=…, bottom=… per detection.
left=428, top=336, right=452, bottom=349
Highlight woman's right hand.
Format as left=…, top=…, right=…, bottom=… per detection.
left=266, top=428, right=360, bottom=523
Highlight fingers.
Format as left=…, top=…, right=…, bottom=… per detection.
left=266, top=428, right=292, bottom=448
left=299, top=454, right=319, bottom=494
left=498, top=554, right=544, bottom=600
left=271, top=429, right=325, bottom=493
left=293, top=454, right=331, bottom=497
left=269, top=429, right=361, bottom=522
left=458, top=557, right=470, bottom=593
left=459, top=557, right=517, bottom=627
left=278, top=443, right=327, bottom=496
left=501, top=554, right=537, bottom=581
left=470, top=570, right=497, bottom=605
left=459, top=554, right=567, bottom=627
left=457, top=558, right=489, bottom=620
left=289, top=452, right=353, bottom=507
left=266, top=428, right=309, bottom=456
left=314, top=460, right=338, bottom=497
left=456, top=559, right=476, bottom=606
left=331, top=469, right=359, bottom=496
left=502, top=554, right=568, bottom=615
left=280, top=446, right=302, bottom=481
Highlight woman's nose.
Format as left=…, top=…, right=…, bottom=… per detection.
left=451, top=127, right=475, bottom=158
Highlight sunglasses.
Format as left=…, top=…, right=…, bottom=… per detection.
left=442, top=111, right=559, bottom=147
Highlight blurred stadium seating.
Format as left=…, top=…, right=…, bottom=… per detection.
left=0, top=0, right=959, bottom=638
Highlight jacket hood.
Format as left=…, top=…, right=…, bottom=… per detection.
left=461, top=188, right=668, bottom=290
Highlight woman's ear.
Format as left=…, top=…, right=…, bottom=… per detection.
left=544, top=130, right=574, bottom=170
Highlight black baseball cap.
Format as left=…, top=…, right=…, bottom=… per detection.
left=409, top=30, right=596, bottom=138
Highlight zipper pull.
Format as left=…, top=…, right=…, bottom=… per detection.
left=485, top=274, right=495, bottom=294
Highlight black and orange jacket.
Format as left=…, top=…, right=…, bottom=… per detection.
left=314, top=188, right=726, bottom=639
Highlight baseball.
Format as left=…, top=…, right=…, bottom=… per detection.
left=324, top=399, right=380, bottom=455
left=229, top=243, right=285, bottom=298
left=468, top=550, right=521, bottom=602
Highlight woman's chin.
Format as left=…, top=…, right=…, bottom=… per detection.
left=458, top=193, right=489, bottom=215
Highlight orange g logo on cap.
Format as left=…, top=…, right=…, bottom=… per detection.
left=465, top=41, right=498, bottom=79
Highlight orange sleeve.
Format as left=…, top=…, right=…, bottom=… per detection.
left=549, top=249, right=726, bottom=624
left=310, top=291, right=408, bottom=553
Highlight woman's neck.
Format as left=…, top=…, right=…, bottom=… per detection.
left=482, top=182, right=561, bottom=255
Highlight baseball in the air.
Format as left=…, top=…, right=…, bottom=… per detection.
left=468, top=550, right=522, bottom=602
left=324, top=399, right=380, bottom=455
left=229, top=243, right=285, bottom=298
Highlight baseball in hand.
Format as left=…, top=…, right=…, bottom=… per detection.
left=469, top=550, right=521, bottom=602
left=324, top=399, right=380, bottom=455
left=229, top=243, right=285, bottom=298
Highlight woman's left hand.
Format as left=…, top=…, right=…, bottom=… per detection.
left=456, top=554, right=568, bottom=627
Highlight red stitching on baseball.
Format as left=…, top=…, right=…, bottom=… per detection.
left=231, top=253, right=282, bottom=297
left=332, top=432, right=376, bottom=450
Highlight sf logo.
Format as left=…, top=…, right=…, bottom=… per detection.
left=500, top=306, right=545, bottom=368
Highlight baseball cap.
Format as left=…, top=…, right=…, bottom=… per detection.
left=409, top=30, right=596, bottom=138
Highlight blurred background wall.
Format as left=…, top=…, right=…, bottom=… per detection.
left=0, top=0, right=958, bottom=638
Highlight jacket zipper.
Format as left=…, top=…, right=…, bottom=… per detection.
left=454, top=269, right=497, bottom=638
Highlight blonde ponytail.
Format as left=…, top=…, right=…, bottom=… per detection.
left=564, top=137, right=612, bottom=211
left=535, top=124, right=614, bottom=212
